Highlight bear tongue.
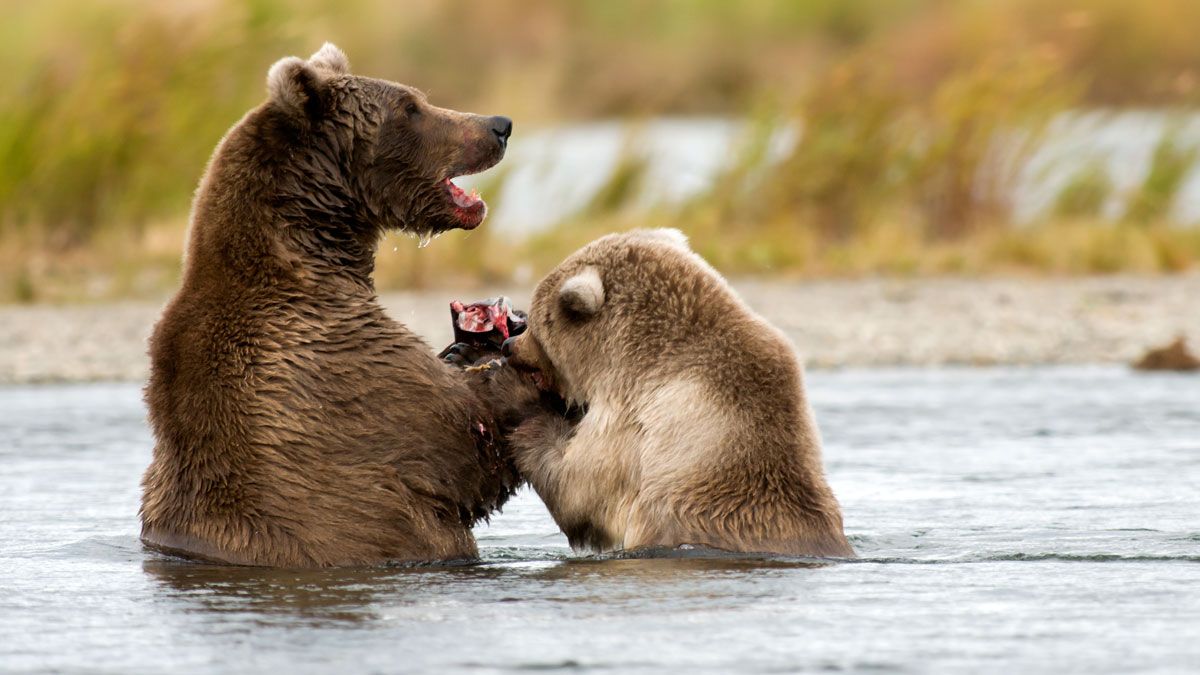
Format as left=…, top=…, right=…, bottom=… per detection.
left=445, top=178, right=481, bottom=208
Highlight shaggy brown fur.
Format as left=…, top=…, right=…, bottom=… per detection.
left=140, top=44, right=534, bottom=567
left=504, top=229, right=855, bottom=558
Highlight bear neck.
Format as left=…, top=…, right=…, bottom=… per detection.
left=271, top=138, right=382, bottom=289
left=278, top=210, right=381, bottom=288
left=188, top=110, right=388, bottom=298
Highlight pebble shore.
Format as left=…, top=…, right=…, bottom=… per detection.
left=1, top=275, right=1197, bottom=384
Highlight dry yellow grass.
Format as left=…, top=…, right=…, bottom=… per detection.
left=5, top=212, right=1199, bottom=304
left=3, top=0, right=1200, bottom=302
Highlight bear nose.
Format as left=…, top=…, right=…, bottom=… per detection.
left=501, top=336, right=518, bottom=358
left=490, top=116, right=513, bottom=148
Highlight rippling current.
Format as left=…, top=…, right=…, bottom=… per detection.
left=2, top=367, right=1197, bottom=673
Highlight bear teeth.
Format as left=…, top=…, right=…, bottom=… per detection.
left=444, top=178, right=482, bottom=209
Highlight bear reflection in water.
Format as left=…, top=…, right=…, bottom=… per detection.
left=142, top=546, right=827, bottom=625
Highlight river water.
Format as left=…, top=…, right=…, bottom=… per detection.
left=2, top=367, right=1198, bottom=673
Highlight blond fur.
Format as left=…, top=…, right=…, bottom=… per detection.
left=506, top=229, right=855, bottom=557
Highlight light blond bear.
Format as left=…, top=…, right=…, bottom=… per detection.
left=504, top=229, right=854, bottom=557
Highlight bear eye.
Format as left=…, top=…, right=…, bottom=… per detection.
left=404, top=101, right=420, bottom=116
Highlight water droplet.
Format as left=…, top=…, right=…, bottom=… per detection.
left=417, top=233, right=432, bottom=248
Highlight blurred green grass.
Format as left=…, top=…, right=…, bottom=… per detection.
left=3, top=0, right=1200, bottom=303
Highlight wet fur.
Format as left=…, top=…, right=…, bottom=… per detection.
left=140, top=45, right=533, bottom=567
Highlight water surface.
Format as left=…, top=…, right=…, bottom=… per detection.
left=2, top=368, right=1197, bottom=673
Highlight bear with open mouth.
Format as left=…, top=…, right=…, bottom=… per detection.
left=140, top=44, right=538, bottom=567
left=502, top=229, right=855, bottom=558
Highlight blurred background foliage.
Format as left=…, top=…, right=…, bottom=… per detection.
left=3, top=0, right=1200, bottom=302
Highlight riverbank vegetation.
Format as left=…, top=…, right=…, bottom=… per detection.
left=4, top=0, right=1200, bottom=302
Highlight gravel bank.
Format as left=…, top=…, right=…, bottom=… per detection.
left=1, top=276, right=1197, bottom=383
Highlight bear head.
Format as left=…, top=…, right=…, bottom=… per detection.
left=503, top=228, right=718, bottom=406
left=264, top=43, right=511, bottom=237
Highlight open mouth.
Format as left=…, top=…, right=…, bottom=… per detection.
left=511, top=360, right=574, bottom=410
left=499, top=343, right=585, bottom=421
left=442, top=177, right=487, bottom=229
left=512, top=362, right=580, bottom=419
left=524, top=368, right=553, bottom=392
left=502, top=354, right=551, bottom=391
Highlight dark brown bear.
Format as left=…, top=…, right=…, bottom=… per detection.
left=140, top=43, right=533, bottom=567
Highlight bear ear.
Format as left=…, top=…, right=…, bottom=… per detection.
left=266, top=56, right=325, bottom=119
left=637, top=228, right=690, bottom=250
left=308, top=42, right=350, bottom=74
left=559, top=266, right=605, bottom=317
left=268, top=57, right=324, bottom=116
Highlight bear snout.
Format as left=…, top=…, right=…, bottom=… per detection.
left=501, top=333, right=557, bottom=393
left=489, top=116, right=513, bottom=149
left=501, top=336, right=519, bottom=358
